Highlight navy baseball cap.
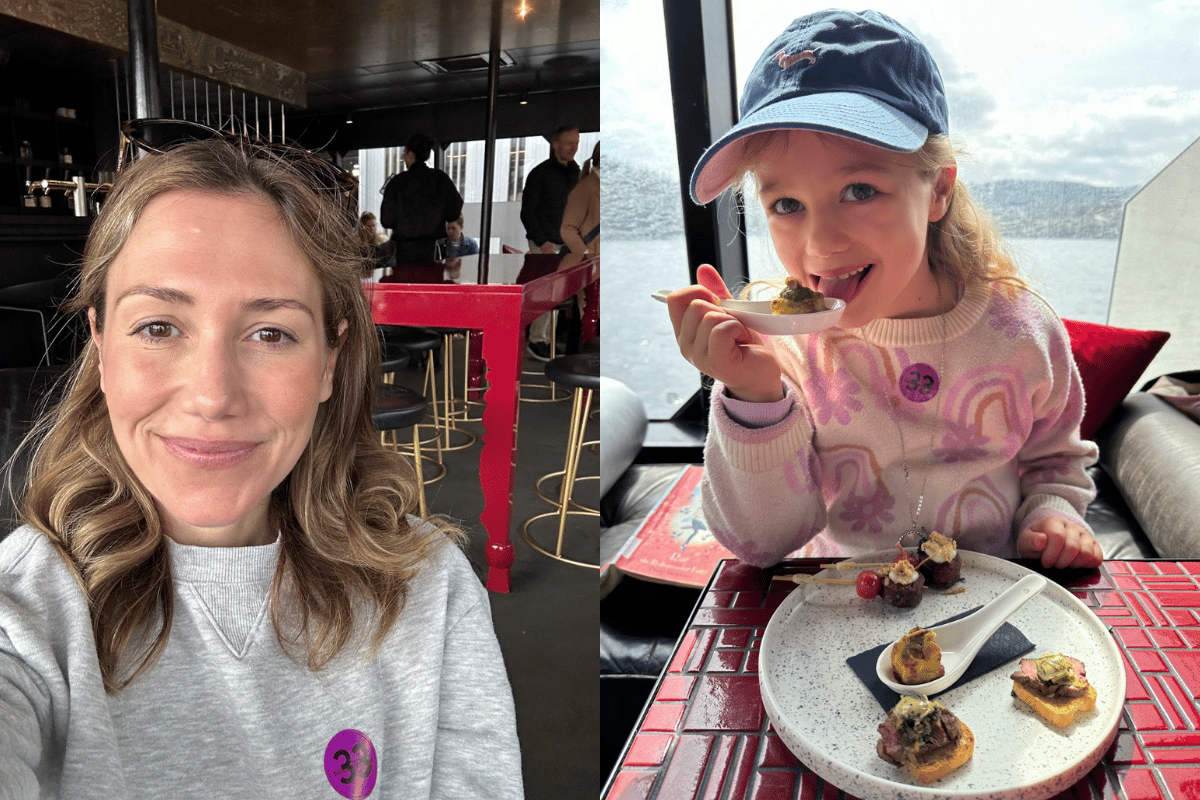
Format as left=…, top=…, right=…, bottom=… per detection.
left=690, top=9, right=949, bottom=204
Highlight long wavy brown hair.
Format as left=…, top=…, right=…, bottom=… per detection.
left=735, top=131, right=1028, bottom=295
left=18, top=138, right=460, bottom=693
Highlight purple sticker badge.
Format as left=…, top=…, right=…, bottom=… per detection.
left=899, top=362, right=939, bottom=403
left=324, top=729, right=378, bottom=799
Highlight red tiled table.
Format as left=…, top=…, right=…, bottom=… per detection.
left=366, top=252, right=599, bottom=592
left=605, top=558, right=1200, bottom=800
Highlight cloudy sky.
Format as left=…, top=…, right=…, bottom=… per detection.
left=602, top=0, right=1200, bottom=189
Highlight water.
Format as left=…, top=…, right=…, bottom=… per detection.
left=601, top=236, right=1119, bottom=419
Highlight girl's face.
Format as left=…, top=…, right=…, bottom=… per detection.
left=753, top=130, right=956, bottom=328
left=92, top=190, right=343, bottom=547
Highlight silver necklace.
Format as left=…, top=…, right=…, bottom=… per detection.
left=888, top=286, right=950, bottom=546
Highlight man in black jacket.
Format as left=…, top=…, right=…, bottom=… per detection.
left=379, top=133, right=464, bottom=264
left=521, top=125, right=581, bottom=358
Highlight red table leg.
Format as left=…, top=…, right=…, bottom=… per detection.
left=477, top=305, right=524, bottom=592
left=583, top=280, right=599, bottom=341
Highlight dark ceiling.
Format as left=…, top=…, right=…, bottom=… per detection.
left=156, top=0, right=599, bottom=142
left=0, top=0, right=598, bottom=150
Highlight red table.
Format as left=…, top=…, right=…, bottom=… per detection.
left=366, top=252, right=599, bottom=593
left=606, top=558, right=1200, bottom=800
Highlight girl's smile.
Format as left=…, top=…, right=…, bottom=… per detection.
left=752, top=130, right=956, bottom=328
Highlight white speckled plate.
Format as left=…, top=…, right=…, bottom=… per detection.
left=759, top=550, right=1124, bottom=800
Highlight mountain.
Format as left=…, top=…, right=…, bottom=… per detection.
left=968, top=180, right=1135, bottom=240
left=606, top=157, right=1136, bottom=240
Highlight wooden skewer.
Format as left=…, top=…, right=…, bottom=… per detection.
left=819, top=560, right=893, bottom=571
left=772, top=574, right=856, bottom=585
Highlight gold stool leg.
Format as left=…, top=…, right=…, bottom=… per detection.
left=413, top=424, right=427, bottom=518
left=554, top=386, right=592, bottom=557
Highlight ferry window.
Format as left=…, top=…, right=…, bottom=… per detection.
left=730, top=1, right=1197, bottom=326
left=605, top=0, right=1200, bottom=417
left=601, top=0, right=693, bottom=419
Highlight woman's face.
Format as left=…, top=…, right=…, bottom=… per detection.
left=92, top=189, right=343, bottom=547
left=753, top=130, right=955, bottom=328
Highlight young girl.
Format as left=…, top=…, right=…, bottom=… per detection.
left=667, top=9, right=1102, bottom=571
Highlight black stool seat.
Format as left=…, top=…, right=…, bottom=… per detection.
left=379, top=340, right=411, bottom=373
left=545, top=353, right=600, bottom=391
left=429, top=326, right=468, bottom=335
left=377, top=325, right=441, bottom=353
left=372, top=384, right=428, bottom=431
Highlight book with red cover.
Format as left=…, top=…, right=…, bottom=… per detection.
left=602, top=465, right=733, bottom=587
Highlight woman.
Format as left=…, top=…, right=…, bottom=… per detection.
left=0, top=138, right=523, bottom=798
left=560, top=141, right=599, bottom=257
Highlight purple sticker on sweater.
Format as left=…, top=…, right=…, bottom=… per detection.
left=899, top=363, right=939, bottom=403
left=324, top=729, right=378, bottom=798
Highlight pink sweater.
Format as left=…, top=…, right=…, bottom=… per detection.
left=702, top=280, right=1098, bottom=566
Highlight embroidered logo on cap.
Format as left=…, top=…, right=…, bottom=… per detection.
left=772, top=49, right=817, bottom=70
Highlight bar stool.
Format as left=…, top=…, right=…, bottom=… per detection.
left=371, top=383, right=431, bottom=517
left=520, top=352, right=600, bottom=568
left=378, top=325, right=475, bottom=457
left=379, top=338, right=410, bottom=383
left=428, top=326, right=479, bottom=450
left=521, top=303, right=572, bottom=403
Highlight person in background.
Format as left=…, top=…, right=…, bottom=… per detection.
left=666, top=10, right=1102, bottom=570
left=358, top=210, right=393, bottom=274
left=379, top=132, right=464, bottom=265
left=0, top=137, right=523, bottom=798
left=521, top=124, right=581, bottom=361
left=560, top=142, right=599, bottom=257
left=435, top=213, right=480, bottom=260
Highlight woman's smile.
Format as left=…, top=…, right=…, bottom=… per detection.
left=157, top=436, right=261, bottom=469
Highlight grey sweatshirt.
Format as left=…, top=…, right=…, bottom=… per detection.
left=0, top=524, right=523, bottom=799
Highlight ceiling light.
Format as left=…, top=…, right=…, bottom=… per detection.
left=516, top=1, right=532, bottom=20
left=519, top=92, right=529, bottom=105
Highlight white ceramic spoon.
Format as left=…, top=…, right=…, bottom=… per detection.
left=875, top=573, right=1047, bottom=696
left=650, top=288, right=845, bottom=335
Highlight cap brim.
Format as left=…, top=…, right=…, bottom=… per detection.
left=689, top=92, right=930, bottom=205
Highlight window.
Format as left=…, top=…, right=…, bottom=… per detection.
left=445, top=140, right=468, bottom=190
left=507, top=137, right=527, bottom=202
left=355, top=131, right=600, bottom=253
left=600, top=0, right=694, bottom=419
left=604, top=0, right=1200, bottom=417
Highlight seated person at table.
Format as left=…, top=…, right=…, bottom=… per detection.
left=0, top=137, right=523, bottom=798
left=666, top=10, right=1102, bottom=571
left=358, top=210, right=394, bottom=273
left=435, top=213, right=480, bottom=260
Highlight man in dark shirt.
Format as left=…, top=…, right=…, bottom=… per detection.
left=520, top=125, right=581, bottom=254
left=379, top=133, right=464, bottom=264
left=521, top=125, right=581, bottom=358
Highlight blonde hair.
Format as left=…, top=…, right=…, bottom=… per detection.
left=19, top=138, right=460, bottom=693
left=735, top=131, right=1026, bottom=294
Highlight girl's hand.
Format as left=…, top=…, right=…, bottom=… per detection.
left=666, top=264, right=784, bottom=402
left=1017, top=516, right=1103, bottom=569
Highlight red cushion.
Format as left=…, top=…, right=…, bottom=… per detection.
left=1062, top=318, right=1170, bottom=439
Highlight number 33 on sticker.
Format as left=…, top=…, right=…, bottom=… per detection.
left=324, top=729, right=379, bottom=799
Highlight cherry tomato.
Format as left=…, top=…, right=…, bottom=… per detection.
left=855, top=569, right=882, bottom=599
left=893, top=550, right=920, bottom=569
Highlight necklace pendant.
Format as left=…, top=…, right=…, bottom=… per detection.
left=897, top=526, right=930, bottom=548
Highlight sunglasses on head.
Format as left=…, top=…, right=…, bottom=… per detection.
left=117, top=117, right=358, bottom=200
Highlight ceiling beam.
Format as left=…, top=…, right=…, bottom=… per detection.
left=0, top=0, right=305, bottom=106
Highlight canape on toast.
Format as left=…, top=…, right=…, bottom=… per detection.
left=876, top=695, right=974, bottom=783
left=1010, top=652, right=1097, bottom=727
